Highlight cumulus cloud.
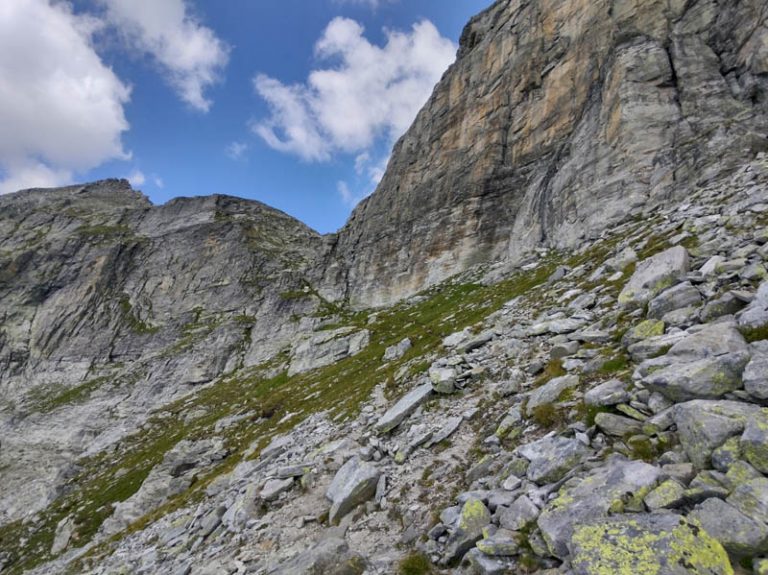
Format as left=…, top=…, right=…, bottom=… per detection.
left=252, top=17, right=456, bottom=162
left=98, top=0, right=229, bottom=112
left=0, top=0, right=130, bottom=195
left=225, top=141, right=249, bottom=161
left=127, top=169, right=146, bottom=187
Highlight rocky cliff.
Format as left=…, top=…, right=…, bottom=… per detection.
left=1, top=0, right=768, bottom=574
left=333, top=0, right=768, bottom=306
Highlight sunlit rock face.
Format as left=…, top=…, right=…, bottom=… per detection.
left=331, top=0, right=768, bottom=307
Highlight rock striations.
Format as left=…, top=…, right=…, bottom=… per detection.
left=0, top=0, right=768, bottom=574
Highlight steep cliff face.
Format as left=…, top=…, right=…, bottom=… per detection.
left=333, top=0, right=768, bottom=306
left=0, top=179, right=326, bottom=523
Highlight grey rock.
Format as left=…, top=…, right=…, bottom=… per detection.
left=288, top=328, right=370, bottom=376
left=643, top=479, right=686, bottom=510
left=443, top=497, right=491, bottom=563
left=584, top=379, right=630, bottom=407
left=429, top=366, right=458, bottom=394
left=382, top=337, right=412, bottom=361
left=739, top=280, right=768, bottom=331
left=740, top=410, right=768, bottom=474
left=700, top=292, right=746, bottom=322
left=689, top=498, right=768, bottom=557
left=647, top=282, right=701, bottom=320
left=50, top=516, right=74, bottom=555
left=463, top=548, right=516, bottom=575
left=642, top=352, right=749, bottom=401
left=374, top=382, right=433, bottom=434
left=744, top=340, right=768, bottom=399
left=526, top=375, right=580, bottom=415
left=497, top=495, right=539, bottom=531
left=260, top=477, right=294, bottom=502
left=475, top=529, right=521, bottom=556
left=269, top=537, right=366, bottom=575
left=619, top=247, right=690, bottom=307
left=519, top=435, right=590, bottom=484
left=326, top=457, right=380, bottom=524
left=570, top=513, right=733, bottom=575
left=594, top=412, right=643, bottom=436
left=727, top=478, right=768, bottom=525
left=538, top=456, right=661, bottom=558
left=674, top=400, right=762, bottom=469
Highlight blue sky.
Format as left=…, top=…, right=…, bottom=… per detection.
left=0, top=0, right=491, bottom=233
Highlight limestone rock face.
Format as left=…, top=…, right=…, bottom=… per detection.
left=331, top=0, right=768, bottom=306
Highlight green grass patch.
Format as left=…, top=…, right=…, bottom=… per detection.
left=739, top=324, right=768, bottom=343
left=398, top=552, right=433, bottom=575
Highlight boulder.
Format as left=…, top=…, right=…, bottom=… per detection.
left=594, top=412, right=643, bottom=436
left=739, top=280, right=768, bottom=331
left=475, top=529, right=521, bottom=556
left=727, top=478, right=768, bottom=525
left=374, top=382, right=433, bottom=434
left=429, top=366, right=458, bottom=394
left=260, top=477, right=294, bottom=501
left=518, top=435, right=590, bottom=484
left=618, top=246, right=689, bottom=307
left=584, top=379, right=630, bottom=407
left=326, top=457, right=380, bottom=524
left=526, top=375, right=580, bottom=415
left=382, top=337, right=412, bottom=361
left=270, top=537, right=366, bottom=575
left=642, top=352, right=749, bottom=402
left=443, top=497, right=492, bottom=563
left=674, top=400, right=762, bottom=469
left=497, top=495, right=539, bottom=531
left=740, top=409, right=768, bottom=474
left=744, top=341, right=768, bottom=399
left=570, top=513, right=733, bottom=575
left=647, top=282, right=702, bottom=319
left=689, top=498, right=768, bottom=557
left=538, top=456, right=661, bottom=558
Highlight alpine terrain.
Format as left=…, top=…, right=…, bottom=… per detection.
left=2, top=0, right=768, bottom=573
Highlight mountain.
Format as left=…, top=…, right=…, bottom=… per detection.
left=333, top=0, right=768, bottom=306
left=1, top=0, right=768, bottom=574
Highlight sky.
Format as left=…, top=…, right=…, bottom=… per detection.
left=0, top=0, right=492, bottom=233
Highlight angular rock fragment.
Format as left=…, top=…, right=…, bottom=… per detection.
left=326, top=457, right=380, bottom=524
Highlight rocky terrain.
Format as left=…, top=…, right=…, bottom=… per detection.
left=1, top=0, right=768, bottom=574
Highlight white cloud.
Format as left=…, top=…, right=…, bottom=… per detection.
left=153, top=175, right=164, bottom=188
left=0, top=0, right=130, bottom=195
left=226, top=141, right=249, bottom=161
left=337, top=180, right=366, bottom=208
left=253, top=17, right=456, bottom=162
left=98, top=0, right=229, bottom=112
left=127, top=169, right=145, bottom=187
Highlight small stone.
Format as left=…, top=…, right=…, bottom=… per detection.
left=430, top=367, right=457, bottom=394
left=261, top=477, right=294, bottom=501
left=744, top=341, right=768, bottom=400
left=647, top=282, right=701, bottom=319
left=383, top=337, right=412, bottom=361
left=375, top=382, right=433, bottom=433
left=622, top=319, right=665, bottom=346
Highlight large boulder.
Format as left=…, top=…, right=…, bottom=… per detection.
left=674, top=400, right=762, bottom=469
left=570, top=513, right=733, bottom=575
left=642, top=352, right=750, bottom=402
left=326, top=457, right=381, bottom=524
left=619, top=247, right=690, bottom=307
left=689, top=498, right=768, bottom=557
left=538, top=456, right=661, bottom=558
